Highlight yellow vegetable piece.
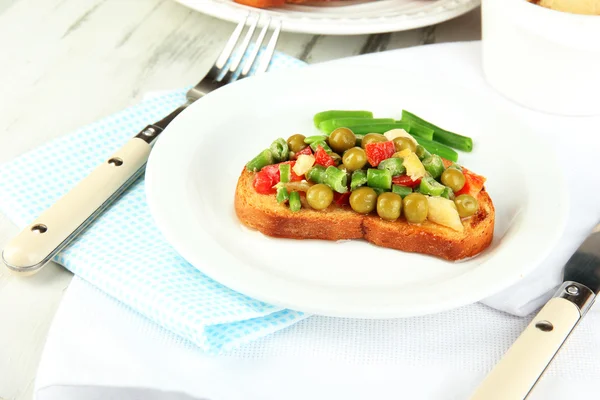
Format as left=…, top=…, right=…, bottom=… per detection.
left=402, top=152, right=426, bottom=181
left=427, top=196, right=464, bottom=232
left=293, top=154, right=315, bottom=176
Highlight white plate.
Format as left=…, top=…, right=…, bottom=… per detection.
left=145, top=61, right=568, bottom=319
left=175, top=0, right=480, bottom=35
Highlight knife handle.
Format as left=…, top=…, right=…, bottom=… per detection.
left=470, top=285, right=590, bottom=400
left=2, top=130, right=156, bottom=276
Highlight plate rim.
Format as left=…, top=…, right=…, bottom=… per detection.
left=145, top=59, right=569, bottom=318
left=174, top=0, right=481, bottom=35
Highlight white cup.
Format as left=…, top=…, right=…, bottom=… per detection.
left=481, top=0, right=600, bottom=116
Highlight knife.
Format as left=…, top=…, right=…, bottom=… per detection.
left=0, top=108, right=184, bottom=276
left=470, top=225, right=600, bottom=399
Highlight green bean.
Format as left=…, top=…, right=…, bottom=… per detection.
left=402, top=110, right=473, bottom=152
left=289, top=191, right=301, bottom=212
left=313, top=110, right=373, bottom=128
left=418, top=176, right=445, bottom=196
left=318, top=118, right=395, bottom=134
left=276, top=187, right=289, bottom=204
left=397, top=120, right=434, bottom=141
left=350, top=169, right=367, bottom=191
left=392, top=184, right=412, bottom=198
left=310, top=140, right=332, bottom=153
left=324, top=166, right=348, bottom=193
left=279, top=163, right=291, bottom=183
left=270, top=138, right=289, bottom=162
left=367, top=169, right=392, bottom=190
left=415, top=137, right=459, bottom=162
left=246, top=149, right=274, bottom=172
left=441, top=187, right=455, bottom=200
left=304, top=135, right=328, bottom=145
left=372, top=187, right=386, bottom=195
left=306, top=165, right=327, bottom=184
left=422, top=154, right=445, bottom=179
left=377, top=157, right=406, bottom=176
left=346, top=123, right=415, bottom=136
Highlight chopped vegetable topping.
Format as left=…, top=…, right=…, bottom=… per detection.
left=293, top=154, right=315, bottom=176
left=367, top=169, right=392, bottom=190
left=270, top=138, right=289, bottom=162
left=244, top=109, right=482, bottom=225
left=418, top=176, right=446, bottom=197
left=350, top=169, right=367, bottom=191
left=455, top=168, right=486, bottom=197
left=324, top=166, right=348, bottom=194
left=306, top=165, right=327, bottom=184
left=314, top=146, right=336, bottom=167
left=246, top=149, right=274, bottom=172
left=276, top=187, right=289, bottom=204
left=334, top=191, right=351, bottom=206
left=384, top=129, right=418, bottom=148
left=392, top=184, right=413, bottom=198
left=253, top=170, right=277, bottom=194
left=427, top=196, right=464, bottom=232
left=365, top=141, right=395, bottom=167
left=402, top=152, right=427, bottom=181
left=279, top=163, right=291, bottom=183
left=392, top=175, right=422, bottom=188
left=422, top=154, right=445, bottom=179
left=289, top=191, right=302, bottom=212
left=377, top=157, right=405, bottom=177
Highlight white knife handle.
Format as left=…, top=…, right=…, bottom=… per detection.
left=2, top=136, right=152, bottom=276
left=470, top=291, right=587, bottom=400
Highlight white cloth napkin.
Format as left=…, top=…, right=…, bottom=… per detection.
left=35, top=277, right=600, bottom=400
left=34, top=41, right=600, bottom=400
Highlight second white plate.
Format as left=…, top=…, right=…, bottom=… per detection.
left=145, top=61, right=567, bottom=318
left=175, top=0, right=480, bottom=35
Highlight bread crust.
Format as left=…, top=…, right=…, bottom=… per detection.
left=235, top=169, right=494, bottom=260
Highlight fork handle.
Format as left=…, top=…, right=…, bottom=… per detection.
left=2, top=127, right=158, bottom=276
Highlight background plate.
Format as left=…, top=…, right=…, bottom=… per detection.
left=145, top=61, right=567, bottom=318
left=175, top=0, right=480, bottom=35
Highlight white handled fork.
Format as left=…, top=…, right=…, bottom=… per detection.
left=2, top=14, right=281, bottom=276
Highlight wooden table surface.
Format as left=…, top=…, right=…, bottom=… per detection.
left=0, top=1, right=481, bottom=399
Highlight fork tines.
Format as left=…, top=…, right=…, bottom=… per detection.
left=215, top=14, right=282, bottom=84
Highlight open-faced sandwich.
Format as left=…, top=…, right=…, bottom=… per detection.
left=235, top=110, right=495, bottom=261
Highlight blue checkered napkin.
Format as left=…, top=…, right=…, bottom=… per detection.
left=0, top=51, right=311, bottom=354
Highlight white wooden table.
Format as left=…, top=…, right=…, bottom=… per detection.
left=0, top=1, right=481, bottom=399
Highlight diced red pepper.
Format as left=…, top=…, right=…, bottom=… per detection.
left=253, top=161, right=304, bottom=194
left=441, top=158, right=454, bottom=168
left=261, top=161, right=303, bottom=183
left=392, top=175, right=422, bottom=188
left=365, top=141, right=395, bottom=167
left=314, top=146, right=335, bottom=167
left=289, top=162, right=304, bottom=182
left=333, top=191, right=351, bottom=206
left=261, top=163, right=281, bottom=184
left=292, top=146, right=313, bottom=160
left=455, top=167, right=486, bottom=197
left=253, top=170, right=277, bottom=194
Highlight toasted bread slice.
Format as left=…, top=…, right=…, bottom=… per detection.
left=235, top=169, right=495, bottom=260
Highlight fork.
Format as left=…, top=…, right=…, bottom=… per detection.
left=2, top=15, right=282, bottom=276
